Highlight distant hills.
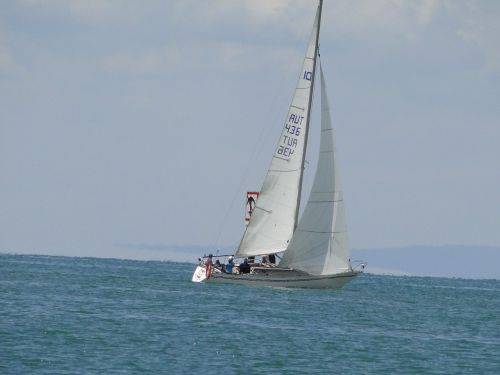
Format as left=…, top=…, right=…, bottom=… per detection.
left=352, top=245, right=500, bottom=280
left=116, top=243, right=500, bottom=280
left=4, top=243, right=499, bottom=280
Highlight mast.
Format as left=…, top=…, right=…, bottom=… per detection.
left=294, top=0, right=323, bottom=230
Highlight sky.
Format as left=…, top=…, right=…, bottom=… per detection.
left=1, top=0, right=499, bottom=261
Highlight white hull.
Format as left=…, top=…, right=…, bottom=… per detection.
left=192, top=266, right=359, bottom=289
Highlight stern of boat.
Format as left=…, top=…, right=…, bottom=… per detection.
left=191, top=265, right=207, bottom=283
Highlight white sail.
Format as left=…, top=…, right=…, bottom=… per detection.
left=280, top=64, right=351, bottom=275
left=235, top=5, right=322, bottom=257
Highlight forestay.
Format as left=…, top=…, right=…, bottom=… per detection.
left=280, top=65, right=351, bottom=275
left=235, top=7, right=321, bottom=257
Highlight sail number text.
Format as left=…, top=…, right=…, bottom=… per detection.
left=277, top=113, right=305, bottom=158
left=285, top=124, right=301, bottom=136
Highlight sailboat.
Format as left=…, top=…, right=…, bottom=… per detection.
left=192, top=0, right=365, bottom=288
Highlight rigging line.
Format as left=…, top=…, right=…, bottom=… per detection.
left=297, top=229, right=346, bottom=234
left=213, top=65, right=296, bottom=249
left=268, top=167, right=302, bottom=172
left=254, top=206, right=272, bottom=214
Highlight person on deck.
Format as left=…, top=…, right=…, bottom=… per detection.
left=205, top=254, right=213, bottom=279
left=214, top=259, right=224, bottom=272
left=239, top=258, right=251, bottom=274
left=268, top=254, right=276, bottom=264
left=226, top=256, right=234, bottom=274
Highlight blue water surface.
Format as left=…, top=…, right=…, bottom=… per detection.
left=1, top=254, right=499, bottom=374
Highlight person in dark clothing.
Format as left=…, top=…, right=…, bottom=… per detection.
left=247, top=196, right=256, bottom=216
left=214, top=259, right=225, bottom=272
left=239, top=258, right=251, bottom=274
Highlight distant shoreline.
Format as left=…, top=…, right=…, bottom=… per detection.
left=2, top=244, right=499, bottom=280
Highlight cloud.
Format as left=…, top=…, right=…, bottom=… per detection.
left=447, top=1, right=500, bottom=71
left=325, top=0, right=439, bottom=40
left=9, top=1, right=500, bottom=72
left=177, top=0, right=439, bottom=39
left=323, top=0, right=500, bottom=71
left=172, top=0, right=314, bottom=38
left=178, top=0, right=441, bottom=40
left=16, top=0, right=133, bottom=21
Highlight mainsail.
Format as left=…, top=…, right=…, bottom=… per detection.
left=279, top=64, right=351, bottom=275
left=235, top=3, right=322, bottom=257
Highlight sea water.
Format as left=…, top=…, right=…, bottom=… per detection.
left=1, top=254, right=499, bottom=374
